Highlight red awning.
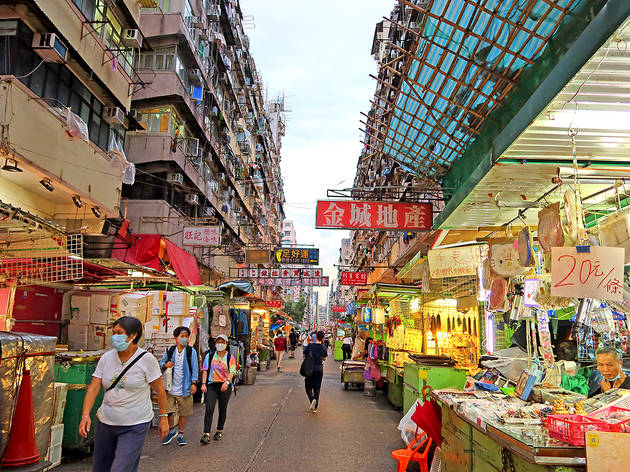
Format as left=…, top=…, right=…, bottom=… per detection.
left=164, top=238, right=201, bottom=286
left=111, top=233, right=201, bottom=286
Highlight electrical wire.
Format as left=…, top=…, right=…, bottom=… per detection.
left=14, top=60, right=45, bottom=79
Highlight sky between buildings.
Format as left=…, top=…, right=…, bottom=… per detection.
left=240, top=0, right=390, bottom=301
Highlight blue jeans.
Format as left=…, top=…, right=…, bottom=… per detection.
left=93, top=420, right=151, bottom=472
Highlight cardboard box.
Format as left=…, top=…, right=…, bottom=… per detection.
left=165, top=292, right=189, bottom=317
left=165, top=315, right=183, bottom=334
left=118, top=293, right=150, bottom=322
left=90, top=294, right=110, bottom=325
left=88, top=324, right=107, bottom=351
left=68, top=324, right=88, bottom=350
left=70, top=295, right=91, bottom=325
left=51, top=383, right=68, bottom=426
left=141, top=291, right=164, bottom=316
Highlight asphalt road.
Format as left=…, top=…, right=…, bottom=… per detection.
left=58, top=353, right=404, bottom=472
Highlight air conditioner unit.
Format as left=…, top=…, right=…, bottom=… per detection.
left=32, top=33, right=67, bottom=63
left=103, top=107, right=125, bottom=125
left=167, top=172, right=184, bottom=185
left=122, top=29, right=142, bottom=48
left=185, top=194, right=200, bottom=205
left=186, top=138, right=199, bottom=157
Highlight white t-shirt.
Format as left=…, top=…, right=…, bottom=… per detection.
left=342, top=336, right=353, bottom=346
left=171, top=348, right=185, bottom=396
left=93, top=349, right=162, bottom=426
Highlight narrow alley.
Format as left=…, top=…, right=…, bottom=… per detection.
left=58, top=356, right=402, bottom=472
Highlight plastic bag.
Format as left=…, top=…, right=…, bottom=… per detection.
left=397, top=399, right=424, bottom=445
left=65, top=108, right=89, bottom=141
left=162, top=367, right=173, bottom=392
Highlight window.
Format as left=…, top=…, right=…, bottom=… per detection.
left=136, top=106, right=187, bottom=140
left=72, top=0, right=97, bottom=21
left=138, top=47, right=175, bottom=71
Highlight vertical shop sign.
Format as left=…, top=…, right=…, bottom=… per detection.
left=551, top=247, right=624, bottom=301
left=315, top=200, right=432, bottom=230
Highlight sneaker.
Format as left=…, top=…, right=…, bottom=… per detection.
left=312, top=409, right=318, bottom=414
left=162, top=429, right=178, bottom=445
left=309, top=399, right=317, bottom=412
left=213, top=431, right=223, bottom=441
left=176, top=434, right=187, bottom=446
left=200, top=433, right=211, bottom=445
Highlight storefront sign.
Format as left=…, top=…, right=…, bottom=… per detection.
left=341, top=271, right=368, bottom=286
left=428, top=245, right=482, bottom=278
left=256, top=277, right=329, bottom=287
left=246, top=249, right=270, bottom=264
left=183, top=226, right=220, bottom=246
left=551, top=246, right=624, bottom=301
left=274, top=247, right=319, bottom=264
left=265, top=300, right=282, bottom=308
left=315, top=200, right=432, bottom=230
left=332, top=306, right=346, bottom=313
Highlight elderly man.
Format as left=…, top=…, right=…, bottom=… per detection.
left=589, top=346, right=630, bottom=398
left=351, top=331, right=370, bottom=361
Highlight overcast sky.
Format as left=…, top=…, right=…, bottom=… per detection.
left=240, top=0, right=390, bottom=301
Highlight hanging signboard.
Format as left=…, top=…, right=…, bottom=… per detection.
left=183, top=226, right=220, bottom=246
left=428, top=245, right=482, bottom=278
left=274, top=247, right=319, bottom=264
left=341, top=271, right=368, bottom=286
left=523, top=278, right=540, bottom=307
left=246, top=249, right=270, bottom=264
left=332, top=306, right=346, bottom=313
left=551, top=246, right=624, bottom=301
left=265, top=300, right=282, bottom=308
left=315, top=200, right=432, bottom=230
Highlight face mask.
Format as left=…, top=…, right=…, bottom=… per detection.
left=215, top=343, right=227, bottom=351
left=112, top=334, right=130, bottom=352
left=605, top=373, right=621, bottom=382
left=177, top=337, right=189, bottom=347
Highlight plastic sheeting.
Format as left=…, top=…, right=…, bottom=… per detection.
left=0, top=332, right=56, bottom=460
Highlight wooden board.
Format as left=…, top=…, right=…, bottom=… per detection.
left=586, top=431, right=630, bottom=471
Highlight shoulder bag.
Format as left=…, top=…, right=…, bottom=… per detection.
left=299, top=347, right=314, bottom=377
left=106, top=351, right=148, bottom=392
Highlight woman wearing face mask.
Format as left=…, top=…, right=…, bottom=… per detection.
left=79, top=316, right=169, bottom=472
left=200, top=334, right=236, bottom=444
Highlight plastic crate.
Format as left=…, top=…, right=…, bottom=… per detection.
left=546, top=415, right=609, bottom=446
left=588, top=406, right=630, bottom=433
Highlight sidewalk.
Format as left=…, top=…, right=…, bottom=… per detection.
left=57, top=353, right=403, bottom=472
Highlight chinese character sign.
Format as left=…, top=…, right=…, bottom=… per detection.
left=315, top=200, right=432, bottom=230
left=183, top=226, right=221, bottom=246
left=551, top=247, right=624, bottom=301
left=265, top=300, right=282, bottom=308
left=274, top=248, right=319, bottom=264
left=341, top=271, right=368, bottom=286
left=428, top=246, right=482, bottom=278
left=332, top=306, right=346, bottom=313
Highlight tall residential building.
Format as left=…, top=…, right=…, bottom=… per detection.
left=281, top=219, right=300, bottom=301
left=120, top=0, right=286, bottom=291
left=331, top=237, right=353, bottom=314
left=0, top=0, right=141, bottom=285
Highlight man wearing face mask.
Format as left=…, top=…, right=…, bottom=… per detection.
left=200, top=334, right=236, bottom=444
left=160, top=326, right=199, bottom=446
left=589, top=346, right=630, bottom=398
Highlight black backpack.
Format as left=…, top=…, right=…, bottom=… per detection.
left=167, top=345, right=193, bottom=377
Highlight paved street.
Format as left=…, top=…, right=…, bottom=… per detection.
left=59, top=355, right=403, bottom=472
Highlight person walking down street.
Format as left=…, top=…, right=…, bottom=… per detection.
left=273, top=332, right=287, bottom=371
left=200, top=334, right=236, bottom=444
left=79, top=316, right=169, bottom=472
left=341, top=335, right=353, bottom=360
left=159, top=326, right=199, bottom=446
left=289, top=328, right=299, bottom=359
left=304, top=331, right=327, bottom=414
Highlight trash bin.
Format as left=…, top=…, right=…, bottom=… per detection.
left=54, top=354, right=104, bottom=453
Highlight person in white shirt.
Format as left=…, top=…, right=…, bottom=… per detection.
left=342, top=335, right=353, bottom=360
left=79, top=316, right=168, bottom=472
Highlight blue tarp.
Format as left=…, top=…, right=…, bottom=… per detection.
left=216, top=280, right=255, bottom=296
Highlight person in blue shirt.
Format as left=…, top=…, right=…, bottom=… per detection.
left=159, top=327, right=199, bottom=446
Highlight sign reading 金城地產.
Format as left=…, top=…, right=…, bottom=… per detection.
left=428, top=245, right=482, bottom=278
left=315, top=200, right=432, bottom=230
left=332, top=306, right=347, bottom=313
left=340, top=271, right=368, bottom=286
left=183, top=226, right=220, bottom=246
left=265, top=300, right=282, bottom=308
left=275, top=248, right=319, bottom=265
left=551, top=246, right=625, bottom=301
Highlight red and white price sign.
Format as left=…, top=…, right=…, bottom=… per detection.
left=551, top=246, right=625, bottom=301
left=183, top=226, right=220, bottom=246
left=265, top=300, right=282, bottom=308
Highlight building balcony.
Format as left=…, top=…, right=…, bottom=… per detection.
left=0, top=78, right=124, bottom=224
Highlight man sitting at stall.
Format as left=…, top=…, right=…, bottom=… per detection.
left=589, top=346, right=630, bottom=398
left=351, top=330, right=370, bottom=361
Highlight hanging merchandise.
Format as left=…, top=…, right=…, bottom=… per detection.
left=488, top=238, right=529, bottom=277
left=373, top=306, right=386, bottom=324
left=362, top=306, right=372, bottom=323
left=481, top=257, right=492, bottom=290
left=489, top=277, right=508, bottom=311
left=563, top=189, right=587, bottom=243
left=536, top=310, right=555, bottom=368
left=537, top=202, right=565, bottom=252
left=517, top=227, right=535, bottom=267
left=598, top=208, right=630, bottom=264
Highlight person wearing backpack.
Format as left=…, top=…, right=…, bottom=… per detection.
left=159, top=326, right=199, bottom=446
left=79, top=316, right=169, bottom=472
left=303, top=331, right=327, bottom=413
left=200, top=334, right=236, bottom=444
